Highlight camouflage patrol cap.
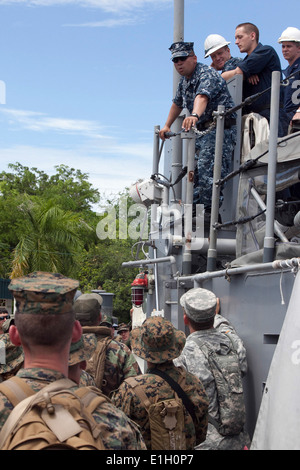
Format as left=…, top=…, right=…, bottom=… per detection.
left=100, top=314, right=113, bottom=327
left=68, top=333, right=97, bottom=367
left=117, top=322, right=129, bottom=333
left=180, top=288, right=217, bottom=323
left=0, top=334, right=24, bottom=374
left=2, top=316, right=14, bottom=334
left=131, top=316, right=186, bottom=364
left=8, top=271, right=79, bottom=315
left=74, top=293, right=103, bottom=323
left=169, top=41, right=194, bottom=60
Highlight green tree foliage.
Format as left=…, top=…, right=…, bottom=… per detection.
left=10, top=197, right=91, bottom=279
left=0, top=163, right=147, bottom=319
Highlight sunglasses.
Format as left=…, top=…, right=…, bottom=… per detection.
left=0, top=315, right=10, bottom=321
left=172, top=56, right=190, bottom=64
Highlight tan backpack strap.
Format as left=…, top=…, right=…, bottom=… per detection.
left=0, top=378, right=79, bottom=449
left=75, top=386, right=109, bottom=411
left=0, top=376, right=35, bottom=407
left=0, top=390, right=39, bottom=449
left=125, top=377, right=152, bottom=410
left=94, top=337, right=111, bottom=388
left=74, top=386, right=109, bottom=440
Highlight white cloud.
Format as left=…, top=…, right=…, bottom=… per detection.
left=0, top=107, right=153, bottom=198
left=0, top=0, right=171, bottom=11
left=0, top=143, right=152, bottom=199
left=64, top=17, right=136, bottom=28
left=1, top=108, right=108, bottom=138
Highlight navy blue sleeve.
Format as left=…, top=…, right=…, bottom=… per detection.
left=238, top=45, right=280, bottom=78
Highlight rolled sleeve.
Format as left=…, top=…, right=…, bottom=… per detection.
left=238, top=44, right=279, bottom=78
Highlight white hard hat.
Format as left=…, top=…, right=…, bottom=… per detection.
left=204, top=34, right=231, bottom=58
left=278, top=27, right=300, bottom=43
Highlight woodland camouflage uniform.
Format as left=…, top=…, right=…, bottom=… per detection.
left=74, top=295, right=140, bottom=397
left=112, top=316, right=209, bottom=450
left=0, top=271, right=146, bottom=450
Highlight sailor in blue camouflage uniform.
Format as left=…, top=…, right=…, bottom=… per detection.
left=0, top=271, right=146, bottom=450
left=159, top=41, right=236, bottom=212
left=174, top=288, right=251, bottom=450
left=204, top=34, right=242, bottom=74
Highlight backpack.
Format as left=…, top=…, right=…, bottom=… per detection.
left=0, top=377, right=107, bottom=450
left=192, top=336, right=246, bottom=436
left=126, top=369, right=197, bottom=451
left=86, top=337, right=112, bottom=390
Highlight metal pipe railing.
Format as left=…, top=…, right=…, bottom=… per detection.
left=122, top=255, right=178, bottom=278
left=175, top=257, right=300, bottom=285
left=263, top=71, right=281, bottom=262
left=207, top=105, right=225, bottom=271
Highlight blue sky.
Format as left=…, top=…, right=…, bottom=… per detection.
left=0, top=0, right=299, bottom=210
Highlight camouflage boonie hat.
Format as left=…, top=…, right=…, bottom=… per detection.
left=74, top=293, right=103, bottom=323
left=68, top=333, right=97, bottom=367
left=169, top=41, right=194, bottom=60
left=100, top=314, right=113, bottom=327
left=180, top=288, right=217, bottom=323
left=0, top=334, right=24, bottom=374
left=131, top=316, right=186, bottom=364
left=8, top=271, right=79, bottom=315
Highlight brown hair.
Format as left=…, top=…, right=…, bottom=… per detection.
left=236, top=22, right=260, bottom=42
left=15, top=312, right=74, bottom=351
left=187, top=316, right=214, bottom=331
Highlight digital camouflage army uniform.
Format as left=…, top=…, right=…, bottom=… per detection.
left=82, top=325, right=141, bottom=396
left=214, top=313, right=247, bottom=376
left=112, top=316, right=209, bottom=450
left=0, top=271, right=146, bottom=451
left=173, top=61, right=236, bottom=207
left=175, top=288, right=251, bottom=450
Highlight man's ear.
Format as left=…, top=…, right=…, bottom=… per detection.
left=183, top=313, right=189, bottom=325
left=9, top=325, right=22, bottom=346
left=71, top=319, right=82, bottom=344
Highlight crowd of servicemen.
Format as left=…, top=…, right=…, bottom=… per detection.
left=0, top=271, right=250, bottom=450
left=0, top=23, right=299, bottom=451
left=159, top=23, right=300, bottom=216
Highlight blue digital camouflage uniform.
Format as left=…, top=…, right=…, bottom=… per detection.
left=173, top=62, right=237, bottom=207
left=222, top=56, right=242, bottom=72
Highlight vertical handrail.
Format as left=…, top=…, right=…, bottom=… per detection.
left=171, top=0, right=185, bottom=203
left=263, top=71, right=281, bottom=263
left=182, top=131, right=196, bottom=275
left=207, top=105, right=225, bottom=271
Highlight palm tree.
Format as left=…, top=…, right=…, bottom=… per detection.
left=10, top=197, right=92, bottom=279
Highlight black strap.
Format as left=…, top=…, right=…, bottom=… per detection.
left=150, top=369, right=197, bottom=422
